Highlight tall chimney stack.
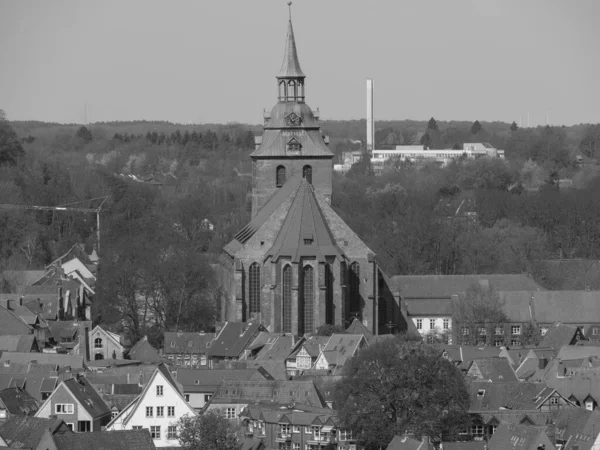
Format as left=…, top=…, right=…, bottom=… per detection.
left=78, top=325, right=90, bottom=362
left=366, top=79, right=374, bottom=152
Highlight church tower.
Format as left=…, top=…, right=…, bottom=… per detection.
left=217, top=5, right=412, bottom=338
left=250, top=6, right=333, bottom=218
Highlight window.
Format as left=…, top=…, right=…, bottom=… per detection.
left=287, top=139, right=301, bottom=152
left=349, top=262, right=360, bottom=318
left=55, top=404, right=74, bottom=414
left=594, top=328, right=600, bottom=336
left=168, top=406, right=175, bottom=417
left=511, top=325, right=521, bottom=335
left=301, top=265, right=315, bottom=334
left=325, top=264, right=334, bottom=325
left=204, top=395, right=211, bottom=403
left=94, top=338, right=102, bottom=348
left=443, top=318, right=450, bottom=330
left=293, top=443, right=300, bottom=450
left=293, top=425, right=300, bottom=433
left=188, top=341, right=192, bottom=347
left=78, top=421, right=91, bottom=432
left=430, top=319, right=436, bottom=330
left=249, top=263, right=261, bottom=315
left=416, top=319, right=423, bottom=330
left=470, top=425, right=484, bottom=436
left=279, top=424, right=292, bottom=436
left=146, top=406, right=153, bottom=417
left=338, top=429, right=353, bottom=441
left=156, top=406, right=164, bottom=417
left=167, top=425, right=177, bottom=440
left=201, top=355, right=207, bottom=366
left=511, top=339, right=520, bottom=346
left=311, top=426, right=321, bottom=438
left=495, top=327, right=504, bottom=335
left=132, top=426, right=143, bottom=430
left=225, top=408, right=236, bottom=419
left=111, top=411, right=118, bottom=419
left=494, top=339, right=503, bottom=347
left=66, top=423, right=74, bottom=431
left=462, top=327, right=470, bottom=336
left=170, top=342, right=175, bottom=348
left=184, top=394, right=190, bottom=402
left=282, top=265, right=292, bottom=333
left=303, top=165, right=312, bottom=184
left=477, top=389, right=485, bottom=397
left=276, top=166, right=286, bottom=187
left=156, top=385, right=163, bottom=396
left=150, top=426, right=161, bottom=440
left=550, top=397, right=559, bottom=405
left=478, top=327, right=486, bottom=335
left=540, top=327, right=548, bottom=336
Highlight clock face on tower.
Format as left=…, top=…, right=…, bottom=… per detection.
left=285, top=112, right=302, bottom=127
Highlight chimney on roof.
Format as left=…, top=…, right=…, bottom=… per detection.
left=539, top=357, right=548, bottom=369
left=18, top=296, right=24, bottom=306
left=79, top=325, right=90, bottom=362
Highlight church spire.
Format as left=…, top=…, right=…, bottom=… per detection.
left=277, top=3, right=305, bottom=103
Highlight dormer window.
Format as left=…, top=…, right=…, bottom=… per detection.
left=285, top=113, right=302, bottom=127
left=287, top=138, right=301, bottom=153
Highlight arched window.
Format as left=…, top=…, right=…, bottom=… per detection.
left=301, top=265, right=315, bottom=334
left=94, top=353, right=104, bottom=360
left=276, top=165, right=286, bottom=188
left=349, top=262, right=361, bottom=318
left=94, top=338, right=102, bottom=349
left=303, top=165, right=312, bottom=184
left=249, top=263, right=261, bottom=315
left=282, top=265, right=292, bottom=333
left=325, top=264, right=334, bottom=325
left=287, top=80, right=296, bottom=101
left=279, top=81, right=287, bottom=101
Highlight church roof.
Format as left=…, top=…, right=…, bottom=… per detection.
left=250, top=128, right=332, bottom=158
left=277, top=18, right=305, bottom=78
left=266, top=179, right=344, bottom=263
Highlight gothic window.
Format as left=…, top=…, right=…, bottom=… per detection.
left=349, top=262, right=361, bottom=318
left=303, top=165, right=312, bottom=184
left=325, top=264, right=334, bottom=325
left=276, top=165, right=286, bottom=187
left=287, top=80, right=296, bottom=101
left=282, top=265, right=292, bottom=333
left=94, top=338, right=102, bottom=348
left=285, top=112, right=302, bottom=127
left=249, top=263, right=260, bottom=315
left=287, top=138, right=301, bottom=153
left=279, top=81, right=287, bottom=101
left=301, top=265, right=315, bottom=334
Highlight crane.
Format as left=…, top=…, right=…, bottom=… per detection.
left=0, top=196, right=109, bottom=253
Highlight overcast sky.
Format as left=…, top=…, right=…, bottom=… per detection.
left=1, top=0, right=598, bottom=126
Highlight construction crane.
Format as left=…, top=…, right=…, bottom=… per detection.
left=0, top=196, right=109, bottom=252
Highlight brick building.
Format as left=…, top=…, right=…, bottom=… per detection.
left=217, top=8, right=410, bottom=337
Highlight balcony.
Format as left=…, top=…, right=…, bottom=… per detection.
left=307, top=436, right=332, bottom=445
left=276, top=433, right=292, bottom=442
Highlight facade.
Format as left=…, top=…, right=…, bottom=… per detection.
left=72, top=325, right=124, bottom=361
left=217, top=11, right=408, bottom=337
left=163, top=331, right=215, bottom=368
left=35, top=375, right=112, bottom=432
left=107, top=364, right=197, bottom=447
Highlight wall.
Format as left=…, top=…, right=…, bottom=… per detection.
left=90, top=328, right=123, bottom=360
left=36, top=384, right=92, bottom=431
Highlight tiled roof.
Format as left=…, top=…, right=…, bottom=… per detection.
left=102, top=393, right=140, bottom=411
left=266, top=180, right=344, bottom=263
left=437, top=345, right=502, bottom=369
left=0, top=386, right=39, bottom=415
left=0, top=304, right=33, bottom=335
left=47, top=320, right=91, bottom=343
left=163, top=331, right=215, bottom=355
left=468, top=381, right=553, bottom=412
left=0, top=335, right=36, bottom=353
left=320, top=334, right=364, bottom=368
left=478, top=410, right=556, bottom=426
left=488, top=422, right=550, bottom=450
left=210, top=380, right=326, bottom=408
left=53, top=429, right=156, bottom=450
left=61, top=376, right=111, bottom=418
left=277, top=18, right=305, bottom=78
left=0, top=351, right=84, bottom=369
left=393, top=274, right=544, bottom=299
left=439, top=443, right=486, bottom=450
left=244, top=360, right=289, bottom=381
left=554, top=405, right=600, bottom=447
left=253, top=335, right=296, bottom=361
left=540, top=323, right=581, bottom=349
left=345, top=317, right=374, bottom=338
left=468, top=357, right=519, bottom=382
left=127, top=336, right=161, bottom=363
left=531, top=291, right=600, bottom=324
left=557, top=345, right=600, bottom=361
left=386, top=435, right=433, bottom=450
left=250, top=128, right=332, bottom=158
left=208, top=321, right=264, bottom=358
left=175, top=368, right=268, bottom=392
left=1, top=270, right=47, bottom=286
left=46, top=243, right=93, bottom=268
left=404, top=298, right=453, bottom=316
left=21, top=295, right=60, bottom=320
left=288, top=335, right=330, bottom=359
left=0, top=416, right=66, bottom=448
left=532, top=259, right=600, bottom=290
left=545, top=369, right=600, bottom=405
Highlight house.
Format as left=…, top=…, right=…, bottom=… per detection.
left=71, top=325, right=124, bottom=361
left=466, top=357, right=519, bottom=382
left=0, top=387, right=39, bottom=418
left=540, top=322, right=585, bottom=349
left=46, top=320, right=92, bottom=352
left=252, top=334, right=296, bottom=362
left=174, top=367, right=272, bottom=411
left=205, top=380, right=328, bottom=420
left=240, top=404, right=356, bottom=450
left=554, top=406, right=600, bottom=450
left=0, top=415, right=71, bottom=449
left=35, top=374, right=111, bottom=432
left=313, top=334, right=367, bottom=371
left=0, top=299, right=44, bottom=345
left=0, top=335, right=39, bottom=353
left=487, top=422, right=554, bottom=450
left=0, top=360, right=72, bottom=402
left=163, top=330, right=215, bottom=367
left=106, top=363, right=197, bottom=447
left=207, top=321, right=266, bottom=364
left=127, top=336, right=161, bottom=363
left=543, top=368, right=600, bottom=411
left=285, top=335, right=330, bottom=376
left=52, top=429, right=156, bottom=450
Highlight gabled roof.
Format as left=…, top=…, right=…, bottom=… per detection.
left=467, top=357, right=519, bottom=383
left=0, top=416, right=66, bottom=449
left=540, top=322, right=583, bottom=349
left=554, top=406, right=600, bottom=448
left=0, top=335, right=36, bottom=353
left=208, top=321, right=264, bottom=358
left=319, top=334, right=365, bottom=368
left=127, top=336, right=161, bottom=363
left=210, top=380, right=327, bottom=408
left=557, top=345, right=600, bottom=361
left=0, top=351, right=84, bottom=369
left=386, top=435, right=433, bottom=450
left=531, top=291, right=600, bottom=324
left=53, top=429, right=156, bottom=450
left=163, top=331, right=215, bottom=354
left=175, top=368, right=270, bottom=392
left=254, top=335, right=296, bottom=361
left=488, top=422, right=552, bottom=450
left=0, top=387, right=39, bottom=415
left=393, top=274, right=544, bottom=299
left=250, top=127, right=333, bottom=158
left=404, top=298, right=453, bottom=316
left=288, top=335, right=330, bottom=359
left=468, top=381, right=558, bottom=412
left=346, top=317, right=374, bottom=339
left=0, top=303, right=34, bottom=335
left=1, top=270, right=47, bottom=286
left=46, top=243, right=93, bottom=269
left=277, top=17, right=305, bottom=78
left=36, top=375, right=110, bottom=419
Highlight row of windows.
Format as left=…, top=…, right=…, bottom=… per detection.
left=416, top=318, right=450, bottom=330
left=276, top=165, right=312, bottom=187
left=145, top=406, right=176, bottom=417
left=139, top=425, right=177, bottom=440
left=462, top=325, right=522, bottom=335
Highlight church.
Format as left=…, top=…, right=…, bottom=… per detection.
left=217, top=7, right=411, bottom=336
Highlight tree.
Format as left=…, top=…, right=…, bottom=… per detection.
left=510, top=121, right=519, bottom=132
left=75, top=125, right=93, bottom=143
left=452, top=283, right=509, bottom=346
left=316, top=324, right=346, bottom=336
left=0, top=110, right=25, bottom=166
left=427, top=117, right=439, bottom=131
left=521, top=321, right=541, bottom=346
left=333, top=336, right=471, bottom=449
left=420, top=132, right=431, bottom=148
left=470, top=120, right=482, bottom=135
left=177, top=410, right=240, bottom=450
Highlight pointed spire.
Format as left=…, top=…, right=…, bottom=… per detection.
left=277, top=2, right=305, bottom=78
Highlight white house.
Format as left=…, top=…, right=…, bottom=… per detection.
left=72, top=325, right=125, bottom=360
left=106, top=363, right=197, bottom=447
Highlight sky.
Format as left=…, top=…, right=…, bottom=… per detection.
left=1, top=0, right=599, bottom=127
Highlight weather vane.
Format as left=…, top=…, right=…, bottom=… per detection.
left=288, top=1, right=292, bottom=20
